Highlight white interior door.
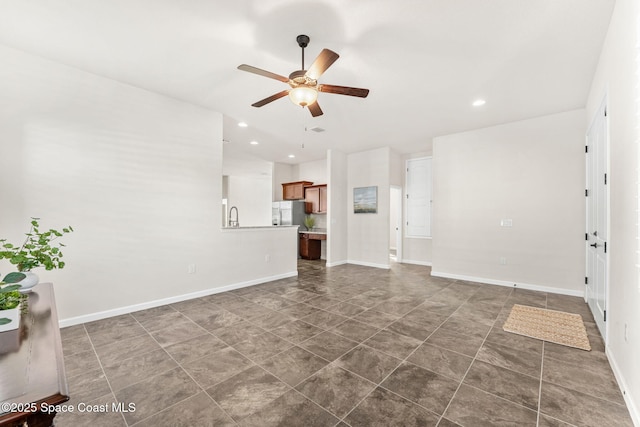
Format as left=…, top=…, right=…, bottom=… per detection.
left=586, top=97, right=608, bottom=340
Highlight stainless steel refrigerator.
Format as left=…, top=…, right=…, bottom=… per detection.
left=272, top=200, right=306, bottom=227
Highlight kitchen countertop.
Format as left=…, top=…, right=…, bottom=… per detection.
left=299, top=229, right=327, bottom=235
left=218, top=225, right=327, bottom=235
left=220, top=225, right=300, bottom=231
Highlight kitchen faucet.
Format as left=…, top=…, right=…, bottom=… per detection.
left=229, top=206, right=239, bottom=227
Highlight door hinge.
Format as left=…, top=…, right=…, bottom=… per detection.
left=604, top=173, right=607, bottom=185
left=604, top=108, right=607, bottom=117
left=585, top=145, right=589, bottom=153
left=406, top=194, right=409, bottom=199
left=604, top=310, right=607, bottom=321
left=585, top=276, right=588, bottom=285
left=585, top=189, right=588, bottom=197
left=585, top=233, right=588, bottom=241
left=604, top=241, right=607, bottom=253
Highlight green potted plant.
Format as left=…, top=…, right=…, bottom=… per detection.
left=0, top=280, right=27, bottom=332
left=0, top=218, right=73, bottom=292
left=303, top=215, right=316, bottom=231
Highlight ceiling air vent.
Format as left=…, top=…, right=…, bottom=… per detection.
left=309, top=126, right=325, bottom=133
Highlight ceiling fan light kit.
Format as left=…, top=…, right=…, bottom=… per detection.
left=289, top=86, right=318, bottom=107
left=237, top=34, right=369, bottom=117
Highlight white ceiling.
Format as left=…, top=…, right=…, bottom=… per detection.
left=0, top=0, right=615, bottom=173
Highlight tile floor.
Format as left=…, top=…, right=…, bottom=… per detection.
left=59, top=260, right=633, bottom=426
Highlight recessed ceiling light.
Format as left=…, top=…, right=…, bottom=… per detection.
left=238, top=122, right=248, bottom=127
left=288, top=154, right=295, bottom=158
left=472, top=99, right=486, bottom=107
left=250, top=140, right=259, bottom=145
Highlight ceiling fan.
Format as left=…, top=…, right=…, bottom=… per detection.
left=237, top=35, right=369, bottom=117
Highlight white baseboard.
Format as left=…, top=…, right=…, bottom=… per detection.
left=58, top=270, right=298, bottom=328
left=347, top=260, right=390, bottom=270
left=430, top=270, right=584, bottom=297
left=327, top=260, right=393, bottom=270
left=326, top=260, right=348, bottom=268
left=607, top=347, right=640, bottom=426
left=329, top=259, right=431, bottom=269
left=401, top=259, right=433, bottom=267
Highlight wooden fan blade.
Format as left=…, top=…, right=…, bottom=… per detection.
left=308, top=101, right=323, bottom=117
left=251, top=90, right=289, bottom=107
left=318, top=84, right=369, bottom=98
left=305, top=49, right=339, bottom=80
left=238, top=64, right=289, bottom=83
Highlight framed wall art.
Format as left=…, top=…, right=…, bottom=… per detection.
left=353, top=186, right=377, bottom=214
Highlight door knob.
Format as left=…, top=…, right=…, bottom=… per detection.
left=590, top=243, right=598, bottom=248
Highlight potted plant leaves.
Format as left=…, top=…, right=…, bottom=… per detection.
left=304, top=215, right=316, bottom=231
left=0, top=218, right=73, bottom=292
left=0, top=275, right=27, bottom=332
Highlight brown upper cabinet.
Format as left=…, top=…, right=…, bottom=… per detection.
left=282, top=181, right=313, bottom=200
left=305, top=184, right=327, bottom=214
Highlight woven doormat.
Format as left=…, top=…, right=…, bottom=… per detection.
left=503, top=304, right=591, bottom=351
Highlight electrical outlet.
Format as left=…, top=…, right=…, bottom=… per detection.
left=265, top=254, right=271, bottom=263
left=500, top=257, right=507, bottom=265
left=187, top=264, right=196, bottom=274
left=500, top=219, right=513, bottom=227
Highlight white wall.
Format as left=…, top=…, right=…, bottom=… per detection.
left=586, top=0, right=640, bottom=422
left=272, top=162, right=295, bottom=201
left=297, top=159, right=327, bottom=185
left=389, top=151, right=402, bottom=251
left=227, top=175, right=271, bottom=226
left=0, top=45, right=298, bottom=323
left=347, top=147, right=391, bottom=268
left=402, top=149, right=434, bottom=266
left=272, top=158, right=327, bottom=202
left=389, top=149, right=404, bottom=254
left=432, top=110, right=586, bottom=294
left=390, top=149, right=403, bottom=186
left=389, top=187, right=399, bottom=250
left=327, top=149, right=348, bottom=266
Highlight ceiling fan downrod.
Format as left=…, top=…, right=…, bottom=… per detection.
left=297, top=34, right=310, bottom=70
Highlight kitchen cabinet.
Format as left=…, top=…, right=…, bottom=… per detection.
left=299, top=232, right=325, bottom=259
left=282, top=181, right=313, bottom=200
left=304, top=184, right=327, bottom=213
